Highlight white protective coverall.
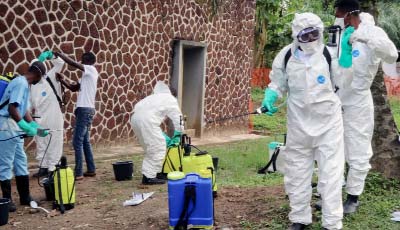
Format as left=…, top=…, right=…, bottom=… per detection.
left=268, top=13, right=344, bottom=229
left=334, top=13, right=398, bottom=196
left=130, top=81, right=183, bottom=178
left=30, top=57, right=65, bottom=171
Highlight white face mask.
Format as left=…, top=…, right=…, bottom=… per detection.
left=334, top=17, right=345, bottom=29
left=299, top=40, right=320, bottom=54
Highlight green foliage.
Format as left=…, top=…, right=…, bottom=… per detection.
left=255, top=0, right=336, bottom=67
left=378, top=1, right=400, bottom=49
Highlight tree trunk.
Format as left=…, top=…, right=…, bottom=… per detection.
left=370, top=69, right=400, bottom=179
left=361, top=0, right=400, bottom=179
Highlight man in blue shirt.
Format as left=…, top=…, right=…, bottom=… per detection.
left=0, top=61, right=47, bottom=212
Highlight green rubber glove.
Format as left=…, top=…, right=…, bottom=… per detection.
left=169, top=130, right=182, bottom=147
left=339, top=26, right=355, bottom=68
left=262, top=89, right=279, bottom=116
left=17, top=120, right=37, bottom=136
left=28, top=121, right=48, bottom=137
left=38, top=51, right=54, bottom=62
left=37, top=129, right=49, bottom=137
left=29, top=121, right=39, bottom=129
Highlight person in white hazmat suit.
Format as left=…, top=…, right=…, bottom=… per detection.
left=30, top=57, right=65, bottom=177
left=262, top=13, right=344, bottom=230
left=333, top=0, right=398, bottom=214
left=130, top=81, right=183, bottom=185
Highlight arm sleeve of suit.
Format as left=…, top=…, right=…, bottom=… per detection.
left=351, top=42, right=372, bottom=90
left=166, top=97, right=184, bottom=132
left=267, top=46, right=290, bottom=98
left=365, top=26, right=398, bottom=64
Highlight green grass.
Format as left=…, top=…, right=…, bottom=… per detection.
left=206, top=137, right=284, bottom=187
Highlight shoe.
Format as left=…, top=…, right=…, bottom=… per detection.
left=83, top=171, right=96, bottom=177
left=0, top=180, right=17, bottom=212
left=75, top=176, right=84, bottom=181
left=32, top=168, right=49, bottom=178
left=288, top=223, right=307, bottom=230
left=15, top=175, right=34, bottom=205
left=314, top=199, right=322, bottom=211
left=343, top=194, right=359, bottom=214
left=142, top=175, right=166, bottom=185
left=156, top=173, right=168, bottom=180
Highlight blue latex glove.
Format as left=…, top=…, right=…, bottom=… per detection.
left=339, top=26, right=355, bottom=68
left=38, top=51, right=54, bottom=62
left=29, top=121, right=49, bottom=137
left=262, top=89, right=278, bottom=116
left=18, top=120, right=37, bottom=136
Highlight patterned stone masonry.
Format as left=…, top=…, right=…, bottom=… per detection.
left=0, top=0, right=256, bottom=147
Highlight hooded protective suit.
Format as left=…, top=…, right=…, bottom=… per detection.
left=267, top=13, right=344, bottom=229
left=333, top=13, right=398, bottom=196
left=130, top=81, right=183, bottom=178
left=30, top=57, right=65, bottom=171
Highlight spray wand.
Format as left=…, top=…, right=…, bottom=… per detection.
left=205, top=107, right=268, bottom=123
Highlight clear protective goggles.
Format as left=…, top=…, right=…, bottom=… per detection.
left=297, top=27, right=321, bottom=43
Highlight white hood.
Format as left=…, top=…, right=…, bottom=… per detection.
left=153, top=81, right=171, bottom=95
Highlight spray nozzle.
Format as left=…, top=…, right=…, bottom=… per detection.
left=255, top=107, right=269, bottom=114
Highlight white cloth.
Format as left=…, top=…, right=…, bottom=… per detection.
left=391, top=211, right=400, bottom=222
left=268, top=13, right=344, bottom=229
left=76, top=65, right=98, bottom=108
left=334, top=13, right=398, bottom=196
left=130, top=81, right=183, bottom=178
left=123, top=192, right=154, bottom=206
left=30, top=57, right=65, bottom=171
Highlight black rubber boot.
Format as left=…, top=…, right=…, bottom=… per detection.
left=343, top=194, right=359, bottom=214
left=15, top=175, right=33, bottom=205
left=156, top=173, right=168, bottom=180
left=0, top=180, right=17, bottom=212
left=288, top=223, right=307, bottom=230
left=142, top=175, right=166, bottom=185
left=32, top=168, right=49, bottom=178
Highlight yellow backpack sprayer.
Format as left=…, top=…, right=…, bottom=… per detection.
left=52, top=156, right=75, bottom=213
left=162, top=116, right=218, bottom=196
left=162, top=133, right=218, bottom=196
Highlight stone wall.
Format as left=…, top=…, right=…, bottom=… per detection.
left=0, top=0, right=256, bottom=145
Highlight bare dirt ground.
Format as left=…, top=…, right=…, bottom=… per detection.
left=3, top=160, right=285, bottom=230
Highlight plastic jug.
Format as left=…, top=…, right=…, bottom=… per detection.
left=168, top=172, right=213, bottom=229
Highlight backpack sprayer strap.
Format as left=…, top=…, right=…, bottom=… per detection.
left=0, top=99, right=9, bottom=110
left=46, top=77, right=64, bottom=110
left=175, top=185, right=196, bottom=230
left=257, top=147, right=281, bottom=174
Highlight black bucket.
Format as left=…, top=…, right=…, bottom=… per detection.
left=112, top=161, right=133, bottom=181
left=42, top=177, right=55, bottom=201
left=212, top=157, right=219, bottom=172
left=0, top=198, right=10, bottom=226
